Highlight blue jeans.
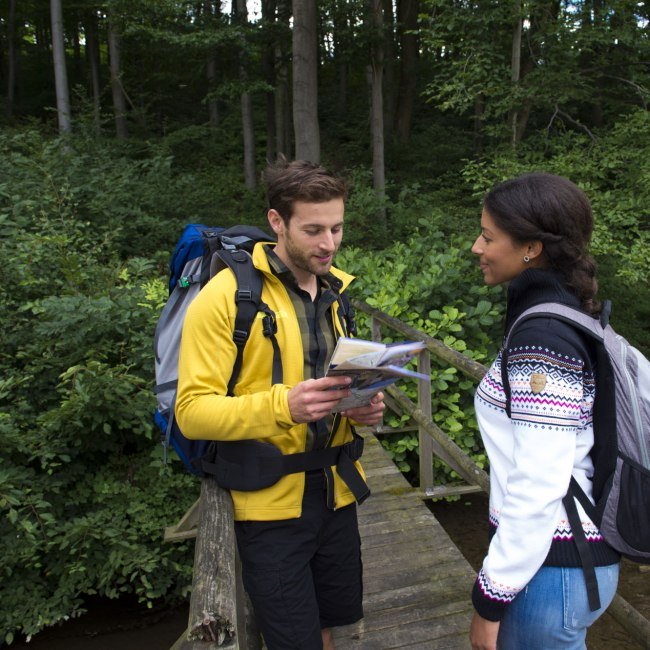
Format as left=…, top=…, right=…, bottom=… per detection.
left=497, top=564, right=620, bottom=650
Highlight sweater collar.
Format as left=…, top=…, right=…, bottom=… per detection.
left=504, top=268, right=581, bottom=333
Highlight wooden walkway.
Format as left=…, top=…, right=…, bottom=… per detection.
left=333, top=432, right=476, bottom=649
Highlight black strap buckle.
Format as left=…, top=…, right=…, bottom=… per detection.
left=262, top=314, right=277, bottom=337
left=233, top=329, right=248, bottom=345
left=342, top=434, right=364, bottom=461
left=235, top=289, right=253, bottom=303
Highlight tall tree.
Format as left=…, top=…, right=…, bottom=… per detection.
left=510, top=0, right=523, bottom=148
left=85, top=9, right=102, bottom=135
left=394, top=0, right=419, bottom=143
left=330, top=0, right=355, bottom=119
left=205, top=1, right=221, bottom=128
left=6, top=0, right=18, bottom=118
left=50, top=0, right=72, bottom=133
left=274, top=0, right=292, bottom=157
left=382, top=0, right=397, bottom=135
left=107, top=11, right=128, bottom=139
left=368, top=0, right=386, bottom=228
left=235, top=0, right=257, bottom=188
left=293, top=0, right=320, bottom=162
left=262, top=0, right=277, bottom=162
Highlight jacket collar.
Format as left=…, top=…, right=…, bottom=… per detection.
left=251, top=241, right=355, bottom=294
left=505, top=268, right=581, bottom=333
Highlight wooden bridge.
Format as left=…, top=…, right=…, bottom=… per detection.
left=331, top=431, right=476, bottom=649
left=166, top=299, right=650, bottom=650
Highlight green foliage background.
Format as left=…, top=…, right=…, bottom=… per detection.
left=1, top=110, right=648, bottom=643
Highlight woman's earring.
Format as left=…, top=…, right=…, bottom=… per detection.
left=523, top=255, right=531, bottom=263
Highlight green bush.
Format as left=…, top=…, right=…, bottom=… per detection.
left=0, top=206, right=197, bottom=643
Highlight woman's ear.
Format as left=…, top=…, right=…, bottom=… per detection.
left=526, top=240, right=544, bottom=262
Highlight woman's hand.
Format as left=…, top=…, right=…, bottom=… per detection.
left=469, top=612, right=500, bottom=650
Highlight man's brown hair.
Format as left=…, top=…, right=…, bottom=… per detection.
left=262, top=156, right=348, bottom=222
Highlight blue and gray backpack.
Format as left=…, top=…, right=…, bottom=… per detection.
left=153, top=224, right=279, bottom=476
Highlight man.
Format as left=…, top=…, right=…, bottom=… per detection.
left=175, top=158, right=384, bottom=649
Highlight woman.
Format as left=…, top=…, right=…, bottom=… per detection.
left=469, top=172, right=620, bottom=650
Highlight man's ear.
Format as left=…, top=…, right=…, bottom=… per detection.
left=267, top=209, right=284, bottom=235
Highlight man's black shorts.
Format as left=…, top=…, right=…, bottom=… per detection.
left=234, top=472, right=363, bottom=649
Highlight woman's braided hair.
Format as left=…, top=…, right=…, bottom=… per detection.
left=484, top=172, right=600, bottom=313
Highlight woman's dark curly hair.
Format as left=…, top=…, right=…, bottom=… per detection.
left=484, top=172, right=600, bottom=313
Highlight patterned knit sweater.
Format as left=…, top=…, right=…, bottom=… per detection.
left=471, top=269, right=619, bottom=622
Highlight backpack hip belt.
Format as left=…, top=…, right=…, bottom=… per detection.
left=200, top=431, right=369, bottom=504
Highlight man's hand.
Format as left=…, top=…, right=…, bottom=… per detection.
left=288, top=376, right=352, bottom=423
left=469, top=612, right=499, bottom=650
left=341, top=392, right=385, bottom=425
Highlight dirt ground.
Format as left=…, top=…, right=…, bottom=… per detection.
left=10, top=493, right=649, bottom=649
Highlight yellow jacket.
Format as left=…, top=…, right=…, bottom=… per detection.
left=175, top=242, right=364, bottom=521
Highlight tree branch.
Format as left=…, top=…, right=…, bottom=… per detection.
left=547, top=104, right=597, bottom=141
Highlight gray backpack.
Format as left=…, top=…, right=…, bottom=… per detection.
left=502, top=301, right=650, bottom=610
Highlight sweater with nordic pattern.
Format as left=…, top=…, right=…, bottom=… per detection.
left=471, top=269, right=619, bottom=622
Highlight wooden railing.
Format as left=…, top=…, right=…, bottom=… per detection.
left=164, top=299, right=650, bottom=649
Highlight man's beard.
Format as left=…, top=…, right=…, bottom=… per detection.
left=284, top=234, right=334, bottom=277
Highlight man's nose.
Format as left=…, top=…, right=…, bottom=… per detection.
left=320, top=231, right=335, bottom=250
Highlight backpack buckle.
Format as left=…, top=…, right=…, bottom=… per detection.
left=344, top=434, right=364, bottom=461
left=235, top=289, right=253, bottom=303
left=233, top=329, right=248, bottom=344
left=262, top=314, right=277, bottom=338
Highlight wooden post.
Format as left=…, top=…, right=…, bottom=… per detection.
left=171, top=478, right=258, bottom=649
left=386, top=385, right=490, bottom=493
left=417, top=349, right=434, bottom=491
left=371, top=316, right=384, bottom=432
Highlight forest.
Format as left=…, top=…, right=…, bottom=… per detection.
left=0, top=0, right=648, bottom=644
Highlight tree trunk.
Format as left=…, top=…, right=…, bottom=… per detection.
left=473, top=94, right=485, bottom=157
left=369, top=0, right=386, bottom=230
left=206, top=55, right=220, bottom=127
left=71, top=11, right=83, bottom=83
left=262, top=0, right=277, bottom=162
left=6, top=0, right=17, bottom=118
left=510, top=0, right=523, bottom=149
left=108, top=15, right=128, bottom=139
left=50, top=0, right=72, bottom=133
left=85, top=11, right=102, bottom=135
left=332, top=1, right=349, bottom=118
left=275, top=0, right=292, bottom=157
left=292, top=0, right=320, bottom=163
left=382, top=0, right=396, bottom=137
left=394, top=0, right=418, bottom=143
left=205, top=0, right=220, bottom=128
left=235, top=0, right=257, bottom=189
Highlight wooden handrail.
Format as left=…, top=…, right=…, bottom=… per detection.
left=352, top=298, right=488, bottom=382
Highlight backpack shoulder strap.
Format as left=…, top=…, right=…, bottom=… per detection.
left=500, top=302, right=605, bottom=417
left=215, top=248, right=282, bottom=395
left=337, top=291, right=357, bottom=337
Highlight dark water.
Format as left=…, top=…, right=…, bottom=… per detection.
left=10, top=494, right=649, bottom=649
